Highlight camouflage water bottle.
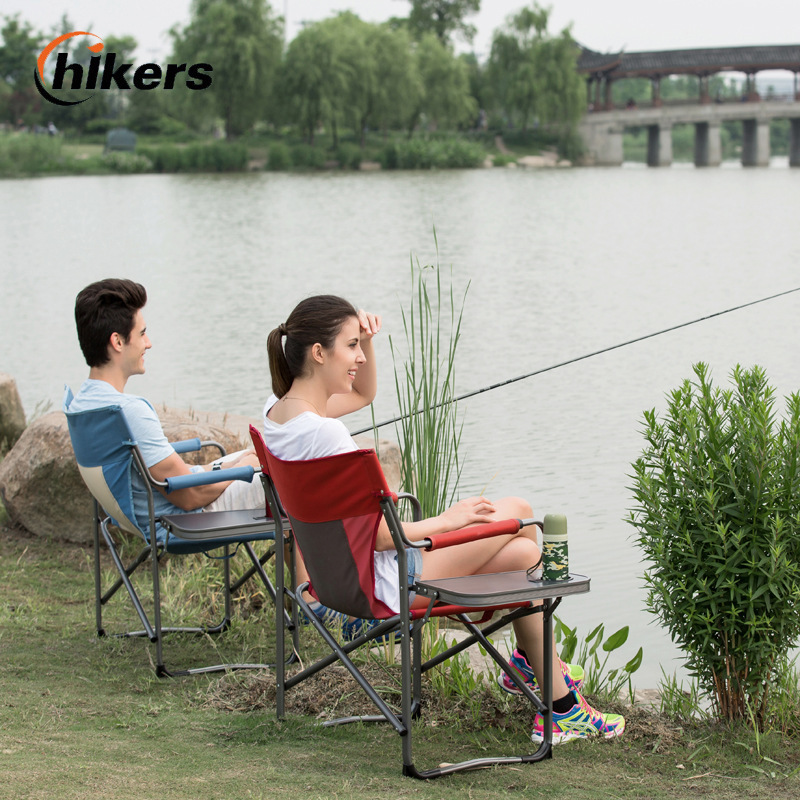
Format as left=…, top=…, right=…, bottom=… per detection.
left=542, top=514, right=569, bottom=581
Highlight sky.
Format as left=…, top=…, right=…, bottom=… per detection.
left=6, top=0, right=800, bottom=63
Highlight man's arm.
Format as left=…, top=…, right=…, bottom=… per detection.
left=149, top=450, right=260, bottom=511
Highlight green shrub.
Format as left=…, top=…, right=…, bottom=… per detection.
left=289, top=143, right=325, bottom=169
left=266, top=141, right=291, bottom=170
left=136, top=142, right=247, bottom=173
left=379, top=142, right=399, bottom=170
left=335, top=142, right=362, bottom=170
left=103, top=151, right=153, bottom=174
left=390, top=137, right=485, bottom=170
left=628, top=363, right=800, bottom=727
left=0, top=133, right=64, bottom=175
left=492, top=153, right=516, bottom=167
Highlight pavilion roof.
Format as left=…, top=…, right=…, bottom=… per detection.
left=577, top=44, right=800, bottom=78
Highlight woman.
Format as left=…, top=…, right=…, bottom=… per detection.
left=263, top=294, right=624, bottom=744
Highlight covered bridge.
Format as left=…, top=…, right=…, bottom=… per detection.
left=578, top=45, right=800, bottom=110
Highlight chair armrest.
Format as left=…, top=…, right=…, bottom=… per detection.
left=395, top=492, right=422, bottom=522
left=164, top=465, right=257, bottom=494
left=170, top=438, right=226, bottom=458
left=424, top=518, right=525, bottom=551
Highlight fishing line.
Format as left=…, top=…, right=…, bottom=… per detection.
left=352, top=285, right=800, bottom=436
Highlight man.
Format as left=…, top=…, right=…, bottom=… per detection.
left=68, top=278, right=262, bottom=529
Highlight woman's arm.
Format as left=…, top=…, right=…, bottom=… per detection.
left=327, top=309, right=381, bottom=418
left=374, top=496, right=497, bottom=550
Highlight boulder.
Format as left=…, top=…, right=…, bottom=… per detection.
left=0, top=373, right=26, bottom=452
left=0, top=406, right=402, bottom=544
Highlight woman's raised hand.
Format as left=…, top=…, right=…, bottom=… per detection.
left=439, top=496, right=497, bottom=530
left=357, top=308, right=382, bottom=339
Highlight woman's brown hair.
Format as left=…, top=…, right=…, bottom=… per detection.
left=267, top=295, right=359, bottom=397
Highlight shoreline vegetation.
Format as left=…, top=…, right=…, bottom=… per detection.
left=0, top=128, right=567, bottom=178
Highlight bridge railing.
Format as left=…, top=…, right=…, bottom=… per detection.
left=588, top=91, right=798, bottom=112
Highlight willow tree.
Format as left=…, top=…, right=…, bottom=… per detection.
left=170, top=0, right=283, bottom=139
left=488, top=3, right=584, bottom=141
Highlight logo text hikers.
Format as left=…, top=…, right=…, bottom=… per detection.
left=34, top=31, right=213, bottom=107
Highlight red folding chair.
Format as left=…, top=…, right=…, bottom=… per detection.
left=249, top=425, right=590, bottom=779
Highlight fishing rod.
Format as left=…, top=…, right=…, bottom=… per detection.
left=352, top=285, right=800, bottom=436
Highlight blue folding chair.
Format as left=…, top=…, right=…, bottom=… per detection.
left=64, top=386, right=296, bottom=677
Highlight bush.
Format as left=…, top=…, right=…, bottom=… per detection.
left=335, top=142, right=362, bottom=170
left=103, top=151, right=153, bottom=174
left=266, top=141, right=291, bottom=170
left=389, top=137, right=485, bottom=170
left=289, top=143, right=325, bottom=169
left=137, top=142, right=247, bottom=173
left=628, top=363, right=800, bottom=727
left=0, top=133, right=64, bottom=175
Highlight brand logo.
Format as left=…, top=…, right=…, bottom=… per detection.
left=34, top=31, right=213, bottom=106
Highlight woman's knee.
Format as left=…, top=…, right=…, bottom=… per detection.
left=497, top=495, right=533, bottom=519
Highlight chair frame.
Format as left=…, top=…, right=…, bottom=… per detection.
left=66, top=396, right=297, bottom=677
left=249, top=427, right=590, bottom=779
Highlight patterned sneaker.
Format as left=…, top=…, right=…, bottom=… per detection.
left=498, top=649, right=584, bottom=696
left=531, top=691, right=626, bottom=744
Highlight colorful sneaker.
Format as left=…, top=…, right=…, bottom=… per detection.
left=531, top=691, right=626, bottom=744
left=498, top=649, right=584, bottom=696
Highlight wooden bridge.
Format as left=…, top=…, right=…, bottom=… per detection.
left=577, top=45, right=800, bottom=166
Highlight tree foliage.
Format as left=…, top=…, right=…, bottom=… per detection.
left=406, top=0, right=481, bottom=45
left=488, top=3, right=583, bottom=137
left=0, top=14, right=43, bottom=124
left=170, top=0, right=283, bottom=138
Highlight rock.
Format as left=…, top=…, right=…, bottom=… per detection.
left=358, top=161, right=382, bottom=171
left=0, top=406, right=403, bottom=544
left=517, top=155, right=548, bottom=168
left=0, top=412, right=88, bottom=543
left=0, top=373, right=26, bottom=452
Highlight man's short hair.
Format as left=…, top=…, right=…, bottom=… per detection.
left=75, top=279, right=147, bottom=367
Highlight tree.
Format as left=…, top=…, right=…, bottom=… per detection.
left=281, top=15, right=420, bottom=148
left=171, top=0, right=283, bottom=138
left=279, top=20, right=350, bottom=145
left=406, top=0, right=480, bottom=46
left=488, top=4, right=584, bottom=141
left=414, top=32, right=477, bottom=132
left=0, top=14, right=43, bottom=125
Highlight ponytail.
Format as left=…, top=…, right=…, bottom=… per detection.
left=267, top=325, right=293, bottom=398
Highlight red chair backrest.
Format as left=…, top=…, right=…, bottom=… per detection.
left=248, top=425, right=396, bottom=619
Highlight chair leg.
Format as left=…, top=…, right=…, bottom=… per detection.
left=92, top=501, right=104, bottom=637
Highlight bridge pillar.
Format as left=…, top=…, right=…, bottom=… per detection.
left=694, top=122, right=722, bottom=167
left=790, top=119, right=800, bottom=167
left=647, top=123, right=673, bottom=167
left=578, top=119, right=624, bottom=165
left=742, top=119, right=770, bottom=166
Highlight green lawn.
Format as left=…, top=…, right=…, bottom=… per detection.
left=1, top=524, right=798, bottom=800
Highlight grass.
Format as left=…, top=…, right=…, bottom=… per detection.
left=2, top=523, right=799, bottom=799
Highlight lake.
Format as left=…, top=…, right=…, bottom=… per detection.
left=1, top=159, right=799, bottom=690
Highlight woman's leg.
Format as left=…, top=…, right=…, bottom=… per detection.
left=414, top=497, right=567, bottom=701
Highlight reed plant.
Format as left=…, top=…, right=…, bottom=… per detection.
left=389, top=243, right=469, bottom=517
left=628, top=363, right=800, bottom=728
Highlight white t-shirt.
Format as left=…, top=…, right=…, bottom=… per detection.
left=262, top=394, right=401, bottom=613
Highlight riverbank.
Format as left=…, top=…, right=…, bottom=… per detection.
left=2, top=522, right=799, bottom=798
left=0, top=130, right=577, bottom=178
